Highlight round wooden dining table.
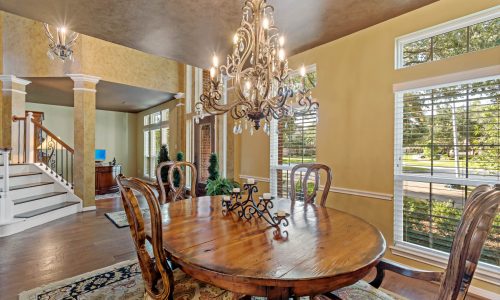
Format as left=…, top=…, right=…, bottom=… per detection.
left=159, top=196, right=386, bottom=299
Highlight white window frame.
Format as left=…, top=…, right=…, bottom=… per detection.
left=392, top=70, right=500, bottom=285
left=143, top=109, right=170, bottom=180
left=395, top=6, right=500, bottom=69
left=270, top=64, right=317, bottom=197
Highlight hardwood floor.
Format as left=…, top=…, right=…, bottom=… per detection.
left=0, top=196, right=485, bottom=300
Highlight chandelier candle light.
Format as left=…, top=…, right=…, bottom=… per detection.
left=43, top=24, right=79, bottom=61
left=197, top=0, right=318, bottom=135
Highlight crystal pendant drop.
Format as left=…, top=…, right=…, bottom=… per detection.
left=250, top=127, right=254, bottom=136
left=233, top=124, right=238, bottom=134
left=245, top=121, right=248, bottom=130
left=238, top=123, right=243, bottom=134
left=239, top=41, right=244, bottom=52
left=195, top=117, right=200, bottom=124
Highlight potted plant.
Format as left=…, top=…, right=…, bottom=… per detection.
left=205, top=153, right=239, bottom=196
left=157, top=144, right=170, bottom=183
left=173, top=151, right=184, bottom=188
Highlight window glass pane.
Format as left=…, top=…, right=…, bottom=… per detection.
left=401, top=79, right=500, bottom=180
left=403, top=181, right=498, bottom=266
left=144, top=131, right=149, bottom=177
left=161, top=127, right=169, bottom=146
left=469, top=18, right=500, bottom=51
left=144, top=115, right=149, bottom=126
left=161, top=109, right=169, bottom=122
left=151, top=112, right=161, bottom=124
left=150, top=129, right=161, bottom=178
left=399, top=15, right=499, bottom=68
left=432, top=28, right=468, bottom=61
left=403, top=38, right=431, bottom=67
left=398, top=77, right=500, bottom=267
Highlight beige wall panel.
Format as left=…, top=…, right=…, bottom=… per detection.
left=80, top=35, right=184, bottom=93
left=237, top=0, right=499, bottom=293
left=2, top=12, right=83, bottom=77
left=26, top=102, right=138, bottom=177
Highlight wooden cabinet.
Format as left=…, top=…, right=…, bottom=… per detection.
left=95, top=165, right=122, bottom=195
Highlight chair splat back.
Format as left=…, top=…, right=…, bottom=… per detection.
left=438, top=184, right=500, bottom=300
left=168, top=161, right=198, bottom=201
left=156, top=161, right=175, bottom=204
left=290, top=163, right=332, bottom=206
left=117, top=175, right=174, bottom=300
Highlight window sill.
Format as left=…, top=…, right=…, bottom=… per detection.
left=391, top=241, right=500, bottom=285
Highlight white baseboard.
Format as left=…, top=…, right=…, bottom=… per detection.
left=82, top=206, right=96, bottom=212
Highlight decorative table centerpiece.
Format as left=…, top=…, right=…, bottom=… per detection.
left=221, top=178, right=289, bottom=231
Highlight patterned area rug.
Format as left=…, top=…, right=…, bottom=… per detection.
left=105, top=208, right=150, bottom=228
left=19, top=260, right=144, bottom=300
left=95, top=192, right=121, bottom=200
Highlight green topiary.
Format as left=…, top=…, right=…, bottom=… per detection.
left=173, top=151, right=184, bottom=187
left=206, top=177, right=240, bottom=196
left=157, top=144, right=170, bottom=183
left=208, top=153, right=219, bottom=181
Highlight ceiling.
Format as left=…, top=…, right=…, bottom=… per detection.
left=0, top=0, right=436, bottom=68
left=24, top=77, right=175, bottom=113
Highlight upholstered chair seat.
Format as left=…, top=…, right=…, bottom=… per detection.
left=331, top=280, right=406, bottom=300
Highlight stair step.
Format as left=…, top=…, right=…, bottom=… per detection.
left=0, top=181, right=54, bottom=192
left=14, top=201, right=80, bottom=218
left=13, top=192, right=68, bottom=205
left=0, top=171, right=43, bottom=179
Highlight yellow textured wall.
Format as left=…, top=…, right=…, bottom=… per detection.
left=1, top=11, right=183, bottom=94
left=238, top=0, right=500, bottom=293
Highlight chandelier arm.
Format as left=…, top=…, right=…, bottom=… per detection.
left=43, top=24, right=57, bottom=45
left=66, top=33, right=79, bottom=47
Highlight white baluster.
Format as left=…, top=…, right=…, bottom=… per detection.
left=26, top=112, right=35, bottom=163
left=0, top=148, right=12, bottom=223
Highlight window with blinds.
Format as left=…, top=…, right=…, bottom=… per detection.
left=270, top=66, right=318, bottom=198
left=143, top=109, right=170, bottom=179
left=394, top=77, right=500, bottom=267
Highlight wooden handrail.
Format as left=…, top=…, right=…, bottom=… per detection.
left=32, top=120, right=74, bottom=154
left=12, top=116, right=26, bottom=121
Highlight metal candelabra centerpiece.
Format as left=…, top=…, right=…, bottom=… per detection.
left=221, top=182, right=289, bottom=230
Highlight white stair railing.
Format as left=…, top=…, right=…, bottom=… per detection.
left=0, top=147, right=12, bottom=223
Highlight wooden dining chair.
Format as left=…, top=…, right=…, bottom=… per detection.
left=116, top=174, right=238, bottom=300
left=329, top=184, right=500, bottom=300
left=156, top=161, right=175, bottom=204
left=168, top=161, right=198, bottom=202
left=290, top=163, right=333, bottom=206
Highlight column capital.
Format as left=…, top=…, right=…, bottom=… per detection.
left=66, top=74, right=101, bottom=84
left=67, top=74, right=101, bottom=93
left=0, top=75, right=31, bottom=86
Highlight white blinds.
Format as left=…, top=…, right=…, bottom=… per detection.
left=394, top=76, right=499, bottom=267
left=270, top=110, right=318, bottom=198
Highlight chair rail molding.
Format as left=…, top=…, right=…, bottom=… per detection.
left=239, top=175, right=393, bottom=201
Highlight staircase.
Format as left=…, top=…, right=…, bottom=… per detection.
left=0, top=114, right=82, bottom=237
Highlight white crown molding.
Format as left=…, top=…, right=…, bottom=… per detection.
left=66, top=74, right=101, bottom=84
left=0, top=75, right=31, bottom=86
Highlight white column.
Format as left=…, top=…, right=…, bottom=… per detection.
left=0, top=75, right=31, bottom=163
left=25, top=112, right=35, bottom=163
left=0, top=147, right=12, bottom=223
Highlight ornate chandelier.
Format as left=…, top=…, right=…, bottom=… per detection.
left=43, top=24, right=79, bottom=61
left=196, top=0, right=318, bottom=134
